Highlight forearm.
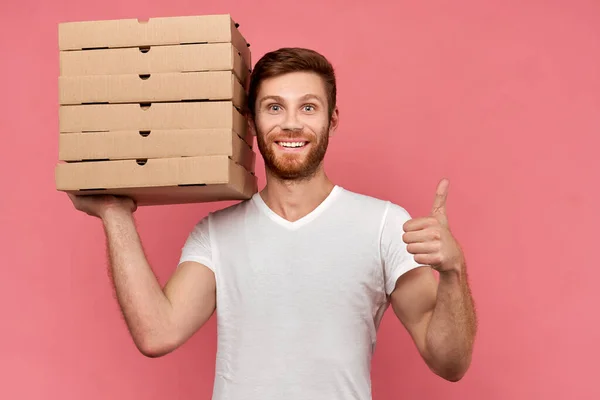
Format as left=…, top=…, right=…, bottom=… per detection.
left=102, top=208, right=174, bottom=354
left=425, top=262, right=477, bottom=380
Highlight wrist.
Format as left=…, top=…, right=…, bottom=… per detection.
left=439, top=268, right=461, bottom=282
left=100, top=205, right=134, bottom=223
left=438, top=259, right=464, bottom=281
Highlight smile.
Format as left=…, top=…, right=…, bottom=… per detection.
left=276, top=141, right=308, bottom=148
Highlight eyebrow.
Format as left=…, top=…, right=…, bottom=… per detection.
left=259, top=94, right=324, bottom=105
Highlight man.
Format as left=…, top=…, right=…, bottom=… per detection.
left=69, top=47, right=477, bottom=399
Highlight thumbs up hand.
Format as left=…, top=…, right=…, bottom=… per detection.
left=402, top=179, right=465, bottom=273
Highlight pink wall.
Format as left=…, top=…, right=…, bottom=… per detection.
left=1, top=0, right=598, bottom=398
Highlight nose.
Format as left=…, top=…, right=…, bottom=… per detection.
left=280, top=109, right=303, bottom=132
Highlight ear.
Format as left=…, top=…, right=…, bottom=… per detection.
left=247, top=115, right=257, bottom=136
left=328, top=107, right=340, bottom=137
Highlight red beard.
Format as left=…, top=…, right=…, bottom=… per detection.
left=256, top=125, right=330, bottom=181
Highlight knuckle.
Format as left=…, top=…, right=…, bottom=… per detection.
left=431, top=229, right=441, bottom=240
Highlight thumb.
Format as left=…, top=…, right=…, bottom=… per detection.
left=431, top=178, right=449, bottom=218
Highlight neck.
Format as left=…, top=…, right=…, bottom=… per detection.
left=260, top=165, right=336, bottom=222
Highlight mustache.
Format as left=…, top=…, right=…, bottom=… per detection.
left=270, top=130, right=312, bottom=141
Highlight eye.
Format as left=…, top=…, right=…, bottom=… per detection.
left=303, top=104, right=316, bottom=112
left=268, top=104, right=282, bottom=112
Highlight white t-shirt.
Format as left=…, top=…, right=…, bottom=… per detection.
left=179, top=185, right=422, bottom=400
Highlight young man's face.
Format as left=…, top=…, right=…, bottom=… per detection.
left=251, top=71, right=338, bottom=181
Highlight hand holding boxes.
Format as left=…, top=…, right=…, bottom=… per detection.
left=55, top=14, right=258, bottom=206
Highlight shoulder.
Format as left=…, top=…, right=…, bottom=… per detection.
left=338, top=186, right=411, bottom=218
left=187, top=198, right=253, bottom=233
left=211, top=198, right=253, bottom=218
left=204, top=197, right=262, bottom=235
left=338, top=187, right=388, bottom=210
left=337, top=187, right=415, bottom=237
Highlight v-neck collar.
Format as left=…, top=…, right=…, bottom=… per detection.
left=252, top=185, right=343, bottom=230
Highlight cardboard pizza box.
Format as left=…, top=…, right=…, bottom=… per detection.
left=55, top=14, right=258, bottom=206
left=59, top=42, right=250, bottom=84
left=59, top=101, right=247, bottom=134
left=58, top=128, right=255, bottom=173
left=58, top=14, right=251, bottom=68
left=55, top=156, right=258, bottom=206
left=58, top=71, right=246, bottom=108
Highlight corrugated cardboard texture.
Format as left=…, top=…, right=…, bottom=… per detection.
left=55, top=155, right=255, bottom=191
left=59, top=43, right=250, bottom=84
left=59, top=129, right=256, bottom=173
left=59, top=101, right=247, bottom=134
left=59, top=71, right=246, bottom=107
left=62, top=183, right=257, bottom=206
left=56, top=14, right=257, bottom=206
left=55, top=157, right=257, bottom=206
left=58, top=14, right=251, bottom=68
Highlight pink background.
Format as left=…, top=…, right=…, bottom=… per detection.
left=1, top=0, right=598, bottom=398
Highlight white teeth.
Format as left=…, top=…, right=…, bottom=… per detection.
left=279, top=141, right=305, bottom=148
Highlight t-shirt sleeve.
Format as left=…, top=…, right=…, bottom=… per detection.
left=178, top=215, right=214, bottom=272
left=380, top=201, right=423, bottom=295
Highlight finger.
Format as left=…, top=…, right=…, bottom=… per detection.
left=130, top=198, right=138, bottom=212
left=406, top=241, right=440, bottom=255
left=402, top=227, right=441, bottom=244
left=431, top=178, right=449, bottom=217
left=403, top=217, right=438, bottom=232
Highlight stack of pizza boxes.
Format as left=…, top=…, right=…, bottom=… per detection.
left=55, top=14, right=257, bottom=206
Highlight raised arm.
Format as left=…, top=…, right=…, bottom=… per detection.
left=383, top=179, right=477, bottom=382
left=69, top=194, right=216, bottom=357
